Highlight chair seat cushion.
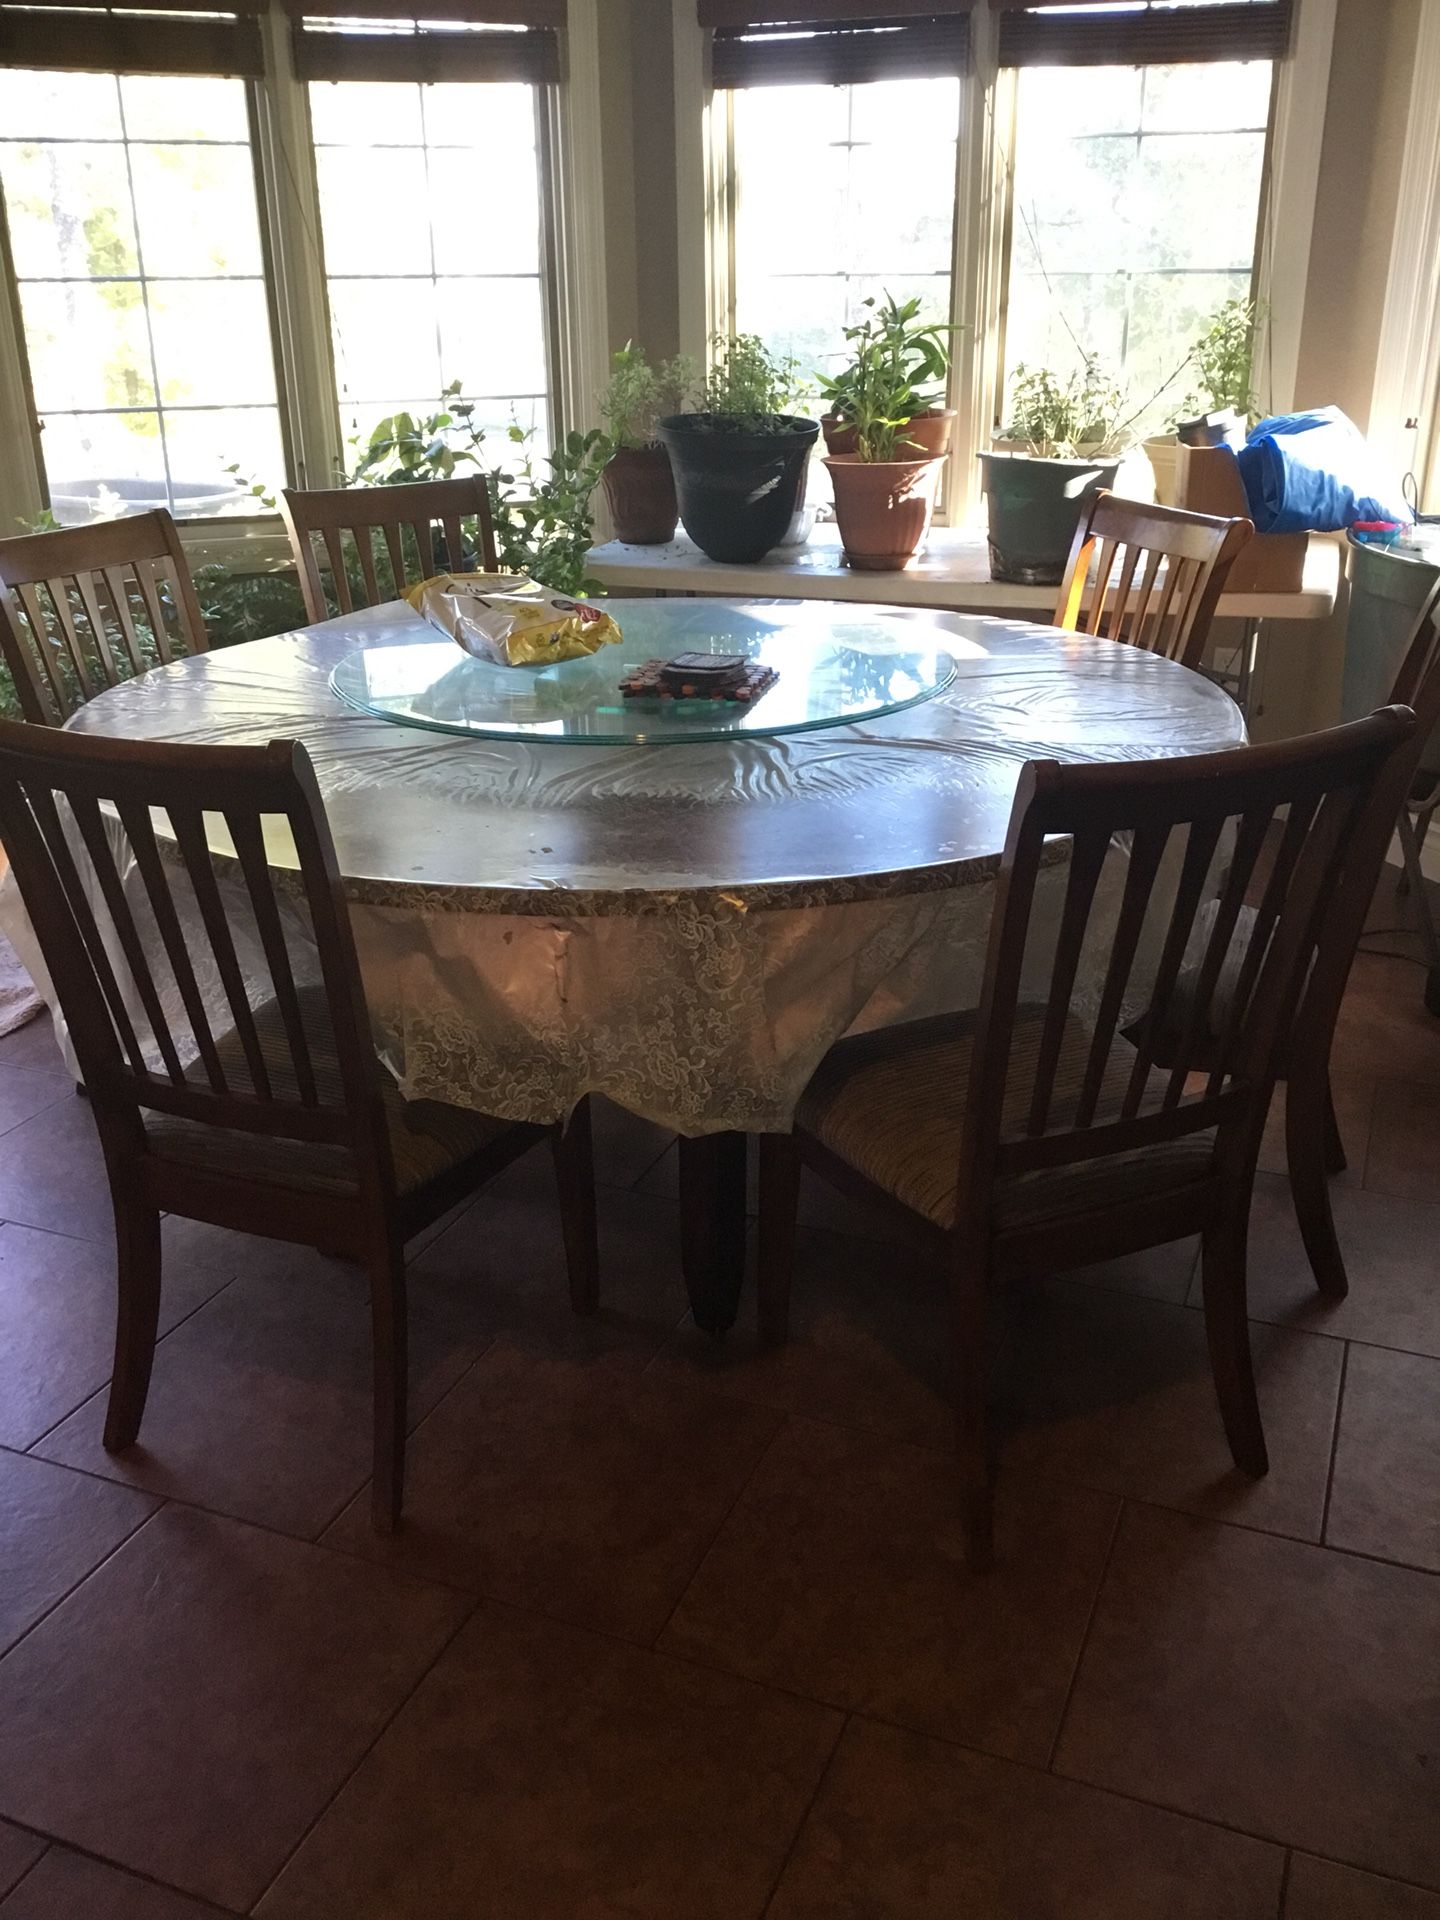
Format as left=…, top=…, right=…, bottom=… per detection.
left=797, top=1007, right=1215, bottom=1233
left=142, top=989, right=517, bottom=1197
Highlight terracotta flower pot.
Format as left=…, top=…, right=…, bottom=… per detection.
left=825, top=453, right=945, bottom=572
left=820, top=409, right=955, bottom=460
left=600, top=444, right=678, bottom=545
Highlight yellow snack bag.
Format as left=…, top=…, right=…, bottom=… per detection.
left=404, top=572, right=622, bottom=668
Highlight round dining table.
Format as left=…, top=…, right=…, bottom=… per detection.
left=59, top=594, right=1247, bottom=1331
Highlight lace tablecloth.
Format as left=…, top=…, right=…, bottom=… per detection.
left=2, top=598, right=1246, bottom=1134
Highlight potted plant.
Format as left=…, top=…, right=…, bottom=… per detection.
left=657, top=335, right=817, bottom=564
left=597, top=343, right=694, bottom=545
left=818, top=293, right=955, bottom=466
left=980, top=358, right=1127, bottom=585
left=822, top=302, right=949, bottom=571
left=1147, top=296, right=1261, bottom=502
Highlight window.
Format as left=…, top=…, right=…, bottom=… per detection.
left=310, top=75, right=552, bottom=454
left=726, top=77, right=961, bottom=386
left=0, top=68, right=286, bottom=525
left=1001, top=59, right=1273, bottom=434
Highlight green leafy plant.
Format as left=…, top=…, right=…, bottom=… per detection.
left=599, top=343, right=695, bottom=449
left=818, top=293, right=953, bottom=460
left=693, top=333, right=807, bottom=433
left=1176, top=296, right=1262, bottom=426
left=1004, top=357, right=1127, bottom=459
left=192, top=561, right=306, bottom=646
left=347, top=385, right=611, bottom=596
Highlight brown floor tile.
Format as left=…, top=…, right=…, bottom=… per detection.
left=0, top=1826, right=43, bottom=1904
left=1002, top=1280, right=1342, bottom=1540
left=0, top=1849, right=229, bottom=1918
left=1330, top=953, right=1440, bottom=1085
left=1210, top=1174, right=1440, bottom=1358
left=1367, top=1080, right=1440, bottom=1203
left=0, top=1098, right=112, bottom=1242
left=0, top=1450, right=156, bottom=1655
left=324, top=1338, right=783, bottom=1640
left=0, top=1506, right=469, bottom=1912
left=0, top=1068, right=67, bottom=1143
left=661, top=1417, right=1119, bottom=1764
left=1060, top=1240, right=1201, bottom=1304
left=413, top=1175, right=688, bottom=1352
left=0, top=1218, right=239, bottom=1451
left=1285, top=1856, right=1440, bottom=1918
left=646, top=1222, right=953, bottom=1449
left=34, top=1248, right=480, bottom=1539
left=257, top=1600, right=839, bottom=1920
left=639, top=1144, right=905, bottom=1244
left=1056, top=1505, right=1440, bottom=1888
left=1326, top=1344, right=1440, bottom=1571
left=768, top=1718, right=1283, bottom=1919
left=1258, top=1074, right=1377, bottom=1183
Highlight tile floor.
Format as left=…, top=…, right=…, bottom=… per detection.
left=0, top=924, right=1437, bottom=1915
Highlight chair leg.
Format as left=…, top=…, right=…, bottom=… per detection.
left=1199, top=1210, right=1268, bottom=1477
left=756, top=1134, right=801, bottom=1346
left=1399, top=808, right=1440, bottom=971
left=553, top=1098, right=599, bottom=1316
left=102, top=1202, right=163, bottom=1452
left=1288, top=1072, right=1350, bottom=1300
left=1321, top=1076, right=1347, bottom=1177
left=366, top=1238, right=407, bottom=1534
left=950, top=1258, right=994, bottom=1573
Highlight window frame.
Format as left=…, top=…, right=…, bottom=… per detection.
left=0, top=0, right=603, bottom=554
left=700, top=2, right=1336, bottom=527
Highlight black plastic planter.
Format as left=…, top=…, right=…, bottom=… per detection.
left=658, top=413, right=819, bottom=564
left=979, top=450, right=1121, bottom=586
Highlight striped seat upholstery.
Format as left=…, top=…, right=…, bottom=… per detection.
left=797, top=1006, right=1216, bottom=1233
left=142, top=987, right=514, bottom=1197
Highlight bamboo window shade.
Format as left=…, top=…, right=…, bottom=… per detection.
left=991, top=0, right=1294, bottom=69
left=702, top=0, right=974, bottom=87
left=0, top=0, right=265, bottom=77
left=287, top=0, right=561, bottom=84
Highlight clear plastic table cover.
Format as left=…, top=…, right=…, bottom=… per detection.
left=330, top=601, right=958, bottom=745
left=1, top=598, right=1246, bottom=1135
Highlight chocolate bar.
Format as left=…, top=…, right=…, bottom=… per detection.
left=619, top=656, right=779, bottom=705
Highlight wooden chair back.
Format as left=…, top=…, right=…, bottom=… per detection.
left=954, top=709, right=1415, bottom=1229
left=0, top=510, right=208, bottom=727
left=1054, top=491, right=1254, bottom=671
left=280, top=478, right=500, bottom=622
left=0, top=719, right=392, bottom=1192
left=1388, top=574, right=1440, bottom=724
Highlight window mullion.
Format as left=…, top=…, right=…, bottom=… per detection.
left=950, top=4, right=1006, bottom=525
left=251, top=2, right=344, bottom=490
left=0, top=199, right=45, bottom=532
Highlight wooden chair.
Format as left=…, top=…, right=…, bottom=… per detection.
left=281, top=477, right=500, bottom=622
left=1226, top=575, right=1440, bottom=1298
left=757, top=709, right=1415, bottom=1569
left=1054, top=491, right=1254, bottom=671
left=0, top=719, right=598, bottom=1531
left=0, top=510, right=208, bottom=726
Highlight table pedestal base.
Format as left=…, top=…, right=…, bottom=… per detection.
left=678, top=1133, right=748, bottom=1334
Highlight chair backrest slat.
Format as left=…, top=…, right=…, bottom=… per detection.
left=224, top=807, right=319, bottom=1107
left=1055, top=491, right=1254, bottom=671
left=955, top=710, right=1415, bottom=1220
left=169, top=804, right=273, bottom=1100
left=0, top=723, right=394, bottom=1185
left=280, top=478, right=499, bottom=623
left=0, top=511, right=208, bottom=726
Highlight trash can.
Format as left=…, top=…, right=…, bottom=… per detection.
left=1341, top=530, right=1440, bottom=770
left=1341, top=529, right=1440, bottom=1012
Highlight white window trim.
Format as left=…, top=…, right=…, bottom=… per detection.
left=1369, top=0, right=1440, bottom=500
left=1254, top=0, right=1338, bottom=417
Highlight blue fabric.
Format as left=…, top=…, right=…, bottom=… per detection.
left=1235, top=406, right=1412, bottom=534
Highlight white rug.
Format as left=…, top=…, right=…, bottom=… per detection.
left=0, top=926, right=42, bottom=1037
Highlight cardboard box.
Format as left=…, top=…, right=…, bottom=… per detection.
left=1173, top=443, right=1308, bottom=594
